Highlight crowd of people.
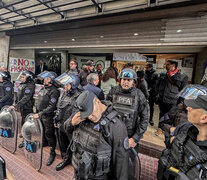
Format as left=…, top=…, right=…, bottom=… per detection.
left=0, top=58, right=207, bottom=180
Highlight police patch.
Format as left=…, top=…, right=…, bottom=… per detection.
left=93, top=124, right=100, bottom=131
left=124, top=137, right=129, bottom=150
left=116, top=95, right=133, bottom=106
left=6, top=87, right=11, bottom=91
left=51, top=98, right=56, bottom=103
left=25, top=89, right=30, bottom=94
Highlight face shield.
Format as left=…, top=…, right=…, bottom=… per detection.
left=178, top=84, right=207, bottom=100
left=37, top=71, right=51, bottom=80
left=55, top=73, right=73, bottom=86
left=17, top=72, right=27, bottom=82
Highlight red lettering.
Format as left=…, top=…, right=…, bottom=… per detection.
left=24, top=60, right=29, bottom=66
left=18, top=59, right=24, bottom=66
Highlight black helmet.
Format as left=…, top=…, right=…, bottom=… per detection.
left=118, top=68, right=137, bottom=83
left=0, top=71, right=10, bottom=81
left=17, top=70, right=35, bottom=83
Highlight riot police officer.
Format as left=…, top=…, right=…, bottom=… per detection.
left=157, top=92, right=207, bottom=180
left=54, top=73, right=82, bottom=171
left=33, top=71, right=60, bottom=166
left=106, top=68, right=148, bottom=148
left=0, top=71, right=13, bottom=110
left=9, top=70, right=35, bottom=147
left=64, top=90, right=129, bottom=180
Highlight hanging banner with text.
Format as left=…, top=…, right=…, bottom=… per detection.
left=9, top=57, right=35, bottom=73
left=113, top=52, right=147, bottom=62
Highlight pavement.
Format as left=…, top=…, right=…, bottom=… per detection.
left=0, top=143, right=158, bottom=180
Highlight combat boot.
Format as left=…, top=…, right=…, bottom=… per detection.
left=46, top=147, right=56, bottom=166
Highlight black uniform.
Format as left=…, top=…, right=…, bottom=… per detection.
left=37, top=85, right=60, bottom=148
left=106, top=85, right=148, bottom=143
left=79, top=69, right=90, bottom=86
left=15, top=81, right=35, bottom=125
left=156, top=70, right=188, bottom=121
left=64, top=102, right=129, bottom=180
left=0, top=80, right=13, bottom=110
left=159, top=105, right=188, bottom=148
left=158, top=124, right=207, bottom=180
left=55, top=90, right=82, bottom=154
left=145, top=69, right=158, bottom=123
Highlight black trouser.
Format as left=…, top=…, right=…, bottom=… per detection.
left=158, top=101, right=174, bottom=128
left=148, top=95, right=155, bottom=122
left=59, top=123, right=71, bottom=152
left=41, top=115, right=56, bottom=148
left=21, top=109, right=33, bottom=126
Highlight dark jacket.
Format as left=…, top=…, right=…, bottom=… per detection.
left=66, top=69, right=79, bottom=76
left=35, top=64, right=48, bottom=75
left=83, top=83, right=105, bottom=100
left=15, top=81, right=35, bottom=111
left=156, top=70, right=188, bottom=105
left=79, top=69, right=90, bottom=86
left=137, top=79, right=149, bottom=99
left=0, top=80, right=13, bottom=109
left=145, top=69, right=158, bottom=95
left=106, top=85, right=148, bottom=143
left=64, top=102, right=129, bottom=180
left=37, top=85, right=60, bottom=119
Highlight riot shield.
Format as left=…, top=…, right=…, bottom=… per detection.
left=21, top=114, right=43, bottom=171
left=129, top=148, right=141, bottom=180
left=0, top=106, right=18, bottom=153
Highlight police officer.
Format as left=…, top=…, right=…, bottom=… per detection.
left=33, top=71, right=60, bottom=166
left=9, top=70, right=35, bottom=147
left=64, top=90, right=129, bottom=180
left=54, top=73, right=82, bottom=171
left=157, top=94, right=207, bottom=180
left=106, top=68, right=148, bottom=148
left=0, top=71, right=13, bottom=110
left=145, top=63, right=158, bottom=126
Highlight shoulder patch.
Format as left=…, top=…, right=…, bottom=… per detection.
left=93, top=124, right=100, bottom=131
left=51, top=98, right=56, bottom=103
left=6, top=87, right=11, bottom=91
left=25, top=89, right=30, bottom=94
left=123, top=137, right=129, bottom=150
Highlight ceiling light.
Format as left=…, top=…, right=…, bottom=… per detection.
left=44, top=40, right=47, bottom=43
left=100, top=35, right=104, bottom=38
left=134, top=33, right=139, bottom=36
left=177, top=29, right=182, bottom=33
left=52, top=48, right=55, bottom=51
left=72, top=38, right=75, bottom=41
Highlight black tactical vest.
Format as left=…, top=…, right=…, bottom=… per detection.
left=169, top=133, right=207, bottom=180
left=0, top=83, right=4, bottom=99
left=59, top=91, right=81, bottom=123
left=17, top=83, right=26, bottom=102
left=37, top=87, right=50, bottom=112
left=112, top=91, right=139, bottom=137
left=71, top=112, right=118, bottom=179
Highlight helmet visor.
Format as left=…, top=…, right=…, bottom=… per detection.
left=37, top=71, right=50, bottom=80
left=55, top=73, right=73, bottom=86
left=122, top=71, right=134, bottom=79
left=178, top=84, right=207, bottom=99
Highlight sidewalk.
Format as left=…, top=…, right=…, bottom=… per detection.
left=0, top=144, right=158, bottom=180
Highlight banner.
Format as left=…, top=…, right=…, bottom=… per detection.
left=113, top=52, right=147, bottom=62
left=10, top=57, right=35, bottom=73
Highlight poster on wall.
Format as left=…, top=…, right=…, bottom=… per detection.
left=9, top=57, right=35, bottom=73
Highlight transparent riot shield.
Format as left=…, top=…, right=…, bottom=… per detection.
left=0, top=106, right=18, bottom=153
left=129, top=148, right=141, bottom=180
left=21, top=114, right=43, bottom=171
